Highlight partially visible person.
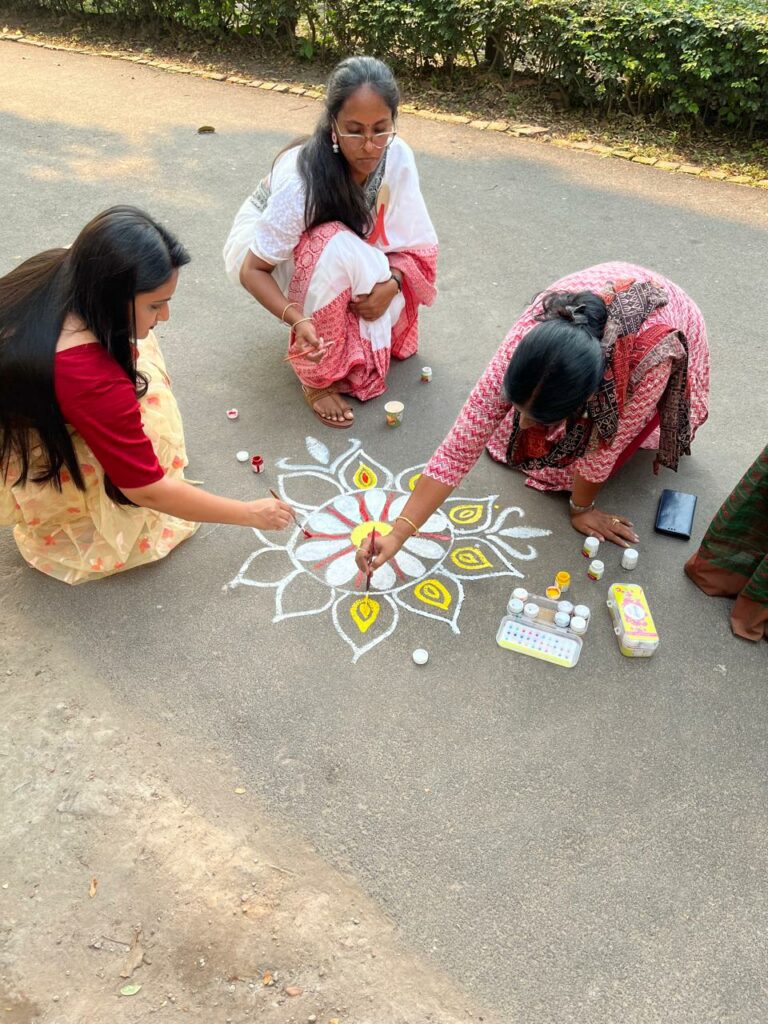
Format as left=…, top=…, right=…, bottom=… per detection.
left=685, top=445, right=768, bottom=642
left=356, top=261, right=710, bottom=574
left=224, top=55, right=438, bottom=428
left=0, top=206, right=292, bottom=585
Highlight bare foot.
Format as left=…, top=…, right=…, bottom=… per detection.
left=312, top=392, right=354, bottom=425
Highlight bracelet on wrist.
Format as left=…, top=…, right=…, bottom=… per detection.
left=389, top=272, right=402, bottom=293
left=394, top=515, right=418, bottom=534
left=569, top=498, right=595, bottom=515
left=291, top=316, right=313, bottom=330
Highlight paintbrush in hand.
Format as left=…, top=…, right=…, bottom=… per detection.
left=282, top=337, right=336, bottom=363
left=365, top=528, right=377, bottom=592
left=269, top=488, right=312, bottom=538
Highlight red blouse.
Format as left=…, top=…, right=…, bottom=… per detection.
left=54, top=344, right=164, bottom=490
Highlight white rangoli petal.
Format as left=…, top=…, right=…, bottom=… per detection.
left=363, top=488, right=387, bottom=521
left=394, top=550, right=426, bottom=578
left=325, top=550, right=360, bottom=587
left=370, top=561, right=396, bottom=591
left=294, top=538, right=350, bottom=563
left=333, top=492, right=364, bottom=525
left=403, top=536, right=445, bottom=559
left=304, top=510, right=353, bottom=536
left=420, top=511, right=449, bottom=533
left=387, top=493, right=409, bottom=519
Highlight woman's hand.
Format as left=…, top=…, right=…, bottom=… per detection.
left=354, top=528, right=407, bottom=574
left=246, top=497, right=294, bottom=531
left=570, top=507, right=639, bottom=547
left=349, top=278, right=398, bottom=321
left=291, top=318, right=326, bottom=364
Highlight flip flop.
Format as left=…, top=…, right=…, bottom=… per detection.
left=303, top=386, right=355, bottom=429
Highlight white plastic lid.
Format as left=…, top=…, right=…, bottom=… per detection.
left=570, top=615, right=587, bottom=634
left=523, top=603, right=540, bottom=618
left=512, top=587, right=528, bottom=601
left=557, top=600, right=574, bottom=614
left=573, top=604, right=590, bottom=619
left=554, top=611, right=570, bottom=628
left=508, top=598, right=525, bottom=615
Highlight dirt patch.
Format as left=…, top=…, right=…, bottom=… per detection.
left=0, top=609, right=495, bottom=1024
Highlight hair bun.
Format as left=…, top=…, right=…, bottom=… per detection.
left=559, top=303, right=589, bottom=326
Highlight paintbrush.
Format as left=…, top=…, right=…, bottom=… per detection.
left=282, top=338, right=336, bottom=364
left=269, top=488, right=312, bottom=538
left=365, top=527, right=377, bottom=592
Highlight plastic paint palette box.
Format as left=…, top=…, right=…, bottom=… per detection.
left=606, top=582, right=659, bottom=657
left=496, top=591, right=585, bottom=668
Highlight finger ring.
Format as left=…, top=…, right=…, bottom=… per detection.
left=611, top=517, right=620, bottom=525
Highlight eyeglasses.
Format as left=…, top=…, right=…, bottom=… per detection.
left=333, top=120, right=397, bottom=150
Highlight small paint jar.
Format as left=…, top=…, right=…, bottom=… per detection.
left=555, top=571, right=571, bottom=593
left=512, top=587, right=528, bottom=602
left=226, top=408, right=239, bottom=420
left=507, top=597, right=525, bottom=616
left=421, top=366, right=433, bottom=383
left=570, top=615, right=588, bottom=635
left=545, top=585, right=561, bottom=600
left=582, top=536, right=600, bottom=558
left=235, top=450, right=249, bottom=463
left=523, top=602, right=540, bottom=620
left=557, top=600, right=574, bottom=616
left=587, top=559, right=604, bottom=581
left=621, top=548, right=639, bottom=570
left=573, top=604, right=591, bottom=624
left=412, top=648, right=429, bottom=665
left=554, top=611, right=571, bottom=629
left=251, top=455, right=264, bottom=474
left=385, top=400, right=405, bottom=427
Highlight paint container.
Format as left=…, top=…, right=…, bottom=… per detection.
left=412, top=648, right=429, bottom=665
left=507, top=597, right=525, bottom=616
left=226, top=408, right=239, bottom=420
left=557, top=600, right=574, bottom=616
left=420, top=366, right=433, bottom=383
left=582, top=536, right=600, bottom=558
left=621, top=548, right=639, bottom=570
left=555, top=571, right=571, bottom=593
left=523, top=602, right=540, bottom=620
left=384, top=400, right=405, bottom=427
left=236, top=450, right=249, bottom=463
left=573, top=604, right=591, bottom=624
left=545, top=585, right=561, bottom=600
left=570, top=615, right=588, bottom=635
left=554, top=611, right=571, bottom=629
left=251, top=455, right=264, bottom=474
left=512, top=587, right=529, bottom=602
left=587, top=559, right=604, bottom=581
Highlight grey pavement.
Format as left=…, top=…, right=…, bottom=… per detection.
left=2, top=43, right=767, bottom=1023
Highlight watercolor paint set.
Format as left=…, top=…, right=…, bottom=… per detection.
left=496, top=588, right=591, bottom=668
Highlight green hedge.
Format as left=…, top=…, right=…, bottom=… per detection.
left=12, top=0, right=768, bottom=130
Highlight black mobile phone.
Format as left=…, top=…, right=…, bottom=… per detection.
left=654, top=489, right=697, bottom=539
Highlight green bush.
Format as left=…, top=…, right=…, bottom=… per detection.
left=10, top=0, right=768, bottom=130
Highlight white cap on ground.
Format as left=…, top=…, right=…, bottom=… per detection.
left=236, top=450, right=249, bottom=462
left=412, top=648, right=429, bottom=666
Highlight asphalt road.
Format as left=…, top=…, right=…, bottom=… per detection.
left=2, top=43, right=767, bottom=1023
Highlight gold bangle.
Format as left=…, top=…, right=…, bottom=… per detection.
left=281, top=301, right=300, bottom=323
left=394, top=515, right=419, bottom=534
left=291, top=316, right=313, bottom=330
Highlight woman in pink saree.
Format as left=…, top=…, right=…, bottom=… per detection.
left=224, top=55, right=438, bottom=428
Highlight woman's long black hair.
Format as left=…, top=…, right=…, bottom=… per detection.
left=297, top=55, right=399, bottom=238
left=503, top=290, right=608, bottom=423
left=0, top=205, right=190, bottom=502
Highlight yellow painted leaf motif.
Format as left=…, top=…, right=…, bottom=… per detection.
left=352, top=462, right=377, bottom=489
left=350, top=597, right=380, bottom=633
left=450, top=546, right=493, bottom=571
left=448, top=503, right=485, bottom=526
left=408, top=472, right=422, bottom=491
left=413, top=578, right=452, bottom=610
